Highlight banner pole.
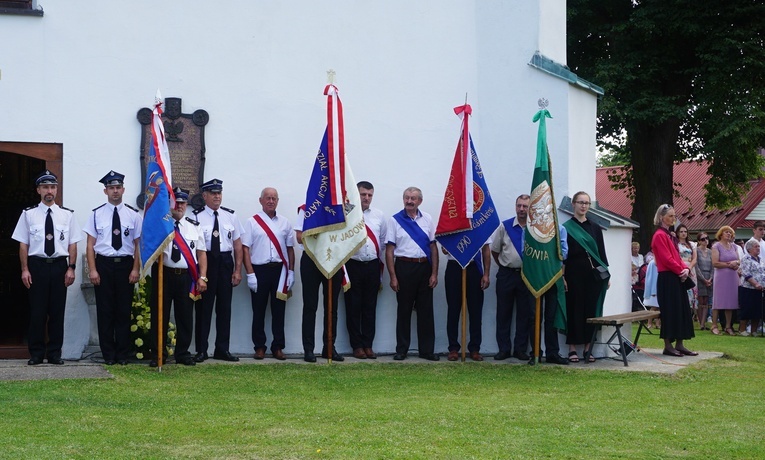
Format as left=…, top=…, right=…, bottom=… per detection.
left=328, top=276, right=333, bottom=364
left=461, top=269, right=467, bottom=362
left=533, top=296, right=541, bottom=365
left=157, top=253, right=164, bottom=372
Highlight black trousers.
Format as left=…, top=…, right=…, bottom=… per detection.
left=541, top=283, right=561, bottom=357
left=394, top=258, right=435, bottom=356
left=301, top=252, right=342, bottom=354
left=27, top=256, right=68, bottom=361
left=250, top=262, right=286, bottom=352
left=344, top=258, right=381, bottom=349
left=196, top=251, right=234, bottom=355
left=445, top=260, right=483, bottom=353
left=94, top=255, right=134, bottom=361
left=150, top=265, right=195, bottom=361
left=495, top=266, right=532, bottom=355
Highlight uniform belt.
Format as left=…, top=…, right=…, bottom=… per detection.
left=97, top=255, right=133, bottom=263
left=163, top=267, right=188, bottom=274
left=207, top=250, right=232, bottom=255
left=500, top=265, right=522, bottom=272
left=447, top=259, right=474, bottom=266
left=348, top=258, right=378, bottom=264
left=257, top=262, right=283, bottom=267
left=31, top=256, right=67, bottom=264
left=397, top=256, right=428, bottom=263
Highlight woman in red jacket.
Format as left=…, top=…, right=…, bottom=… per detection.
left=651, top=204, right=697, bottom=356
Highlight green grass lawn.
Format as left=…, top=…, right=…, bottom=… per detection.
left=1, top=327, right=763, bottom=459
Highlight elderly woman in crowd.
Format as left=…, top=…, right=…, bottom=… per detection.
left=738, top=240, right=764, bottom=336
left=651, top=204, right=696, bottom=356
left=563, top=191, right=609, bottom=363
left=694, top=232, right=713, bottom=330
left=711, top=226, right=740, bottom=336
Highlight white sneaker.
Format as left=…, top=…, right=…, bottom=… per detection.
left=739, top=331, right=750, bottom=337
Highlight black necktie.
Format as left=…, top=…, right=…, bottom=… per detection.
left=171, top=221, right=181, bottom=263
left=45, top=208, right=55, bottom=257
left=211, top=210, right=221, bottom=256
left=111, top=207, right=123, bottom=250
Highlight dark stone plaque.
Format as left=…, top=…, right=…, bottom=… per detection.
left=136, top=97, right=209, bottom=210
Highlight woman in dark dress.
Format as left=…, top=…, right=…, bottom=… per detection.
left=651, top=204, right=697, bottom=356
left=563, top=192, right=609, bottom=363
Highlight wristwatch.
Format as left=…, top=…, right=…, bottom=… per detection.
left=68, top=264, right=76, bottom=270
left=200, top=276, right=209, bottom=282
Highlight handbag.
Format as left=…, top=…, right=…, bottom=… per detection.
left=588, top=254, right=611, bottom=281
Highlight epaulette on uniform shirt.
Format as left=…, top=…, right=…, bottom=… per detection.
left=60, top=205, right=74, bottom=212
left=92, top=203, right=106, bottom=212
left=24, top=204, right=39, bottom=211
left=185, top=217, right=200, bottom=226
left=125, top=204, right=139, bottom=213
left=220, top=206, right=235, bottom=214
left=192, top=207, right=204, bottom=215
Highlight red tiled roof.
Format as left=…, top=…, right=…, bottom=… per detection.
left=596, top=160, right=765, bottom=233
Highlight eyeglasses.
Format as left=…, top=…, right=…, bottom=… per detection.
left=698, top=237, right=708, bottom=241
left=574, top=201, right=591, bottom=206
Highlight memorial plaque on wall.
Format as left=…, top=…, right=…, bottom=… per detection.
left=136, top=97, right=209, bottom=210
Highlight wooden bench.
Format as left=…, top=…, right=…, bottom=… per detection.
left=585, top=310, right=661, bottom=366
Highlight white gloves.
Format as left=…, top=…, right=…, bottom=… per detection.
left=287, top=270, right=295, bottom=290
left=247, top=273, right=258, bottom=292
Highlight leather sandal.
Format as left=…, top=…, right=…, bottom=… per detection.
left=567, top=351, right=580, bottom=363
left=711, top=326, right=720, bottom=335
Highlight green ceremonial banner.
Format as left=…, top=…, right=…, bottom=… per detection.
left=521, top=108, right=564, bottom=299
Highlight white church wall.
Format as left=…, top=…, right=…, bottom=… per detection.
left=1, top=0, right=602, bottom=358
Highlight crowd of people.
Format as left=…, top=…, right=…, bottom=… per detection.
left=632, top=214, right=765, bottom=343
left=19, top=168, right=757, bottom=369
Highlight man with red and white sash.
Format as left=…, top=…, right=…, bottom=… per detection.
left=242, top=187, right=295, bottom=360
left=344, top=181, right=387, bottom=359
left=149, top=188, right=208, bottom=367
left=385, top=186, right=440, bottom=361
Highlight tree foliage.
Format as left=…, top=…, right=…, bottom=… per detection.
left=567, top=0, right=765, bottom=246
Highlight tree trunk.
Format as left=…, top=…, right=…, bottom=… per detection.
left=628, top=119, right=681, bottom=253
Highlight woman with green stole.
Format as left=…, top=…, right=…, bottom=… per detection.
left=562, top=192, right=609, bottom=363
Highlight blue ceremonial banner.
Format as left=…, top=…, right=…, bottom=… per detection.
left=436, top=136, right=500, bottom=271
left=302, top=129, right=366, bottom=278
left=140, top=139, right=175, bottom=276
left=302, top=128, right=347, bottom=235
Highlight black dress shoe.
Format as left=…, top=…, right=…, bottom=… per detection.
left=393, top=353, right=407, bottom=361
left=177, top=357, right=196, bottom=366
left=321, top=350, right=345, bottom=361
left=213, top=351, right=240, bottom=362
left=304, top=352, right=317, bottom=363
left=48, top=357, right=65, bottom=365
left=27, top=357, right=43, bottom=366
left=420, top=353, right=440, bottom=361
left=194, top=352, right=208, bottom=363
left=513, top=351, right=530, bottom=361
left=104, top=360, right=116, bottom=366
left=662, top=349, right=683, bottom=357
left=546, top=354, right=569, bottom=365
left=118, top=360, right=129, bottom=366
left=494, top=351, right=511, bottom=360
left=149, top=360, right=158, bottom=368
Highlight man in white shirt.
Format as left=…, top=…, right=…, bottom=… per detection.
left=242, top=187, right=295, bottom=360
left=12, top=170, right=83, bottom=365
left=344, top=181, right=387, bottom=359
